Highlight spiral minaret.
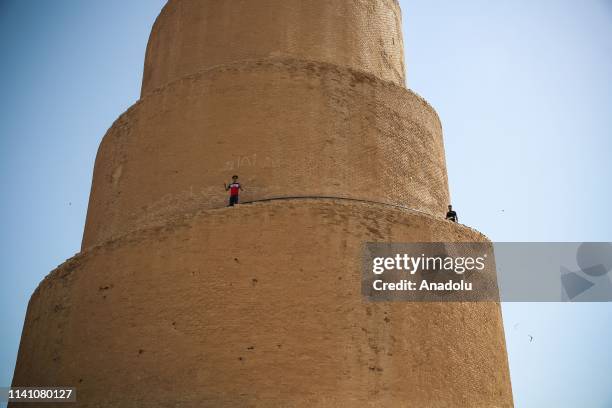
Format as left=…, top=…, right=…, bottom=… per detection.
left=12, top=1, right=513, bottom=406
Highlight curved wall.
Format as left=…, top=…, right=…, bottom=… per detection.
left=14, top=200, right=513, bottom=407
left=83, top=59, right=448, bottom=249
left=141, top=0, right=405, bottom=95
left=12, top=1, right=514, bottom=405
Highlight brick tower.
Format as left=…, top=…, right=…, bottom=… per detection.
left=12, top=1, right=513, bottom=406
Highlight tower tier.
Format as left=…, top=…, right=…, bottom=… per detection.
left=14, top=200, right=513, bottom=407
left=142, top=0, right=405, bottom=96
left=83, top=59, right=448, bottom=249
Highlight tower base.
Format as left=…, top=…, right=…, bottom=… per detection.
left=12, top=199, right=512, bottom=407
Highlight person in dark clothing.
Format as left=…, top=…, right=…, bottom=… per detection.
left=224, top=175, right=243, bottom=207
left=446, top=204, right=458, bottom=222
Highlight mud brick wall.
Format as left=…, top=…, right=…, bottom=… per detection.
left=141, top=0, right=405, bottom=96
left=14, top=200, right=513, bottom=407
left=12, top=1, right=513, bottom=406
left=82, top=59, right=448, bottom=249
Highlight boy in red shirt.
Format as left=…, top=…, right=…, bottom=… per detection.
left=224, top=175, right=243, bottom=207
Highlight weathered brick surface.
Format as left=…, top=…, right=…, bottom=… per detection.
left=13, top=200, right=513, bottom=407
left=142, top=0, right=405, bottom=96
left=82, top=59, right=448, bottom=249
left=13, top=0, right=513, bottom=406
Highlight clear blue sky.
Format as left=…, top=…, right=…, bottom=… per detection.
left=1, top=1, right=611, bottom=406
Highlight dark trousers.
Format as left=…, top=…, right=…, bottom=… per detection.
left=228, top=195, right=239, bottom=207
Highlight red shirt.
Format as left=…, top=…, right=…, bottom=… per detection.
left=229, top=182, right=240, bottom=196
